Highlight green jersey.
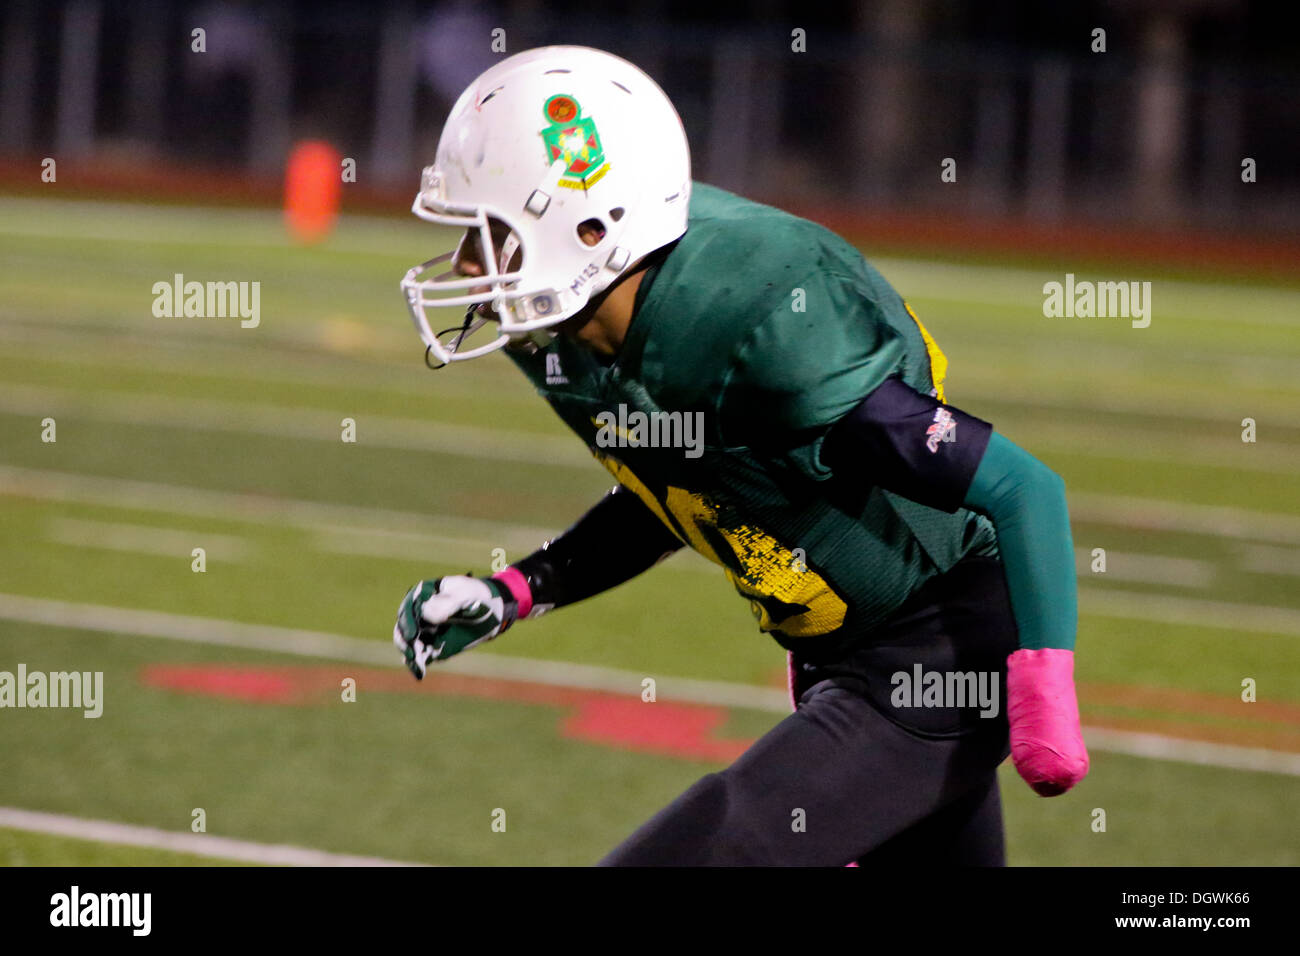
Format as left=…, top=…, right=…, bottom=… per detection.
left=507, top=182, right=996, bottom=654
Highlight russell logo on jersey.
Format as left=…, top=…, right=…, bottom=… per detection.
left=545, top=352, right=569, bottom=385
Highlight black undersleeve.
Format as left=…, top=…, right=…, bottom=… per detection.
left=512, top=485, right=684, bottom=609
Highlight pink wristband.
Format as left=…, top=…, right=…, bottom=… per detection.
left=491, top=566, right=534, bottom=619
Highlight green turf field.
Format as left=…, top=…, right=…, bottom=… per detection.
left=1, top=195, right=1297, bottom=866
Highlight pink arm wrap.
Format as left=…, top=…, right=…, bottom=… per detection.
left=1006, top=647, right=1089, bottom=796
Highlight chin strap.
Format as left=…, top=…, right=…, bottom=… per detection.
left=422, top=227, right=521, bottom=368
left=424, top=305, right=486, bottom=369
left=497, top=232, right=521, bottom=274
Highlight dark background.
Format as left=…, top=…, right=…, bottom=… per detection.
left=2, top=0, right=1296, bottom=234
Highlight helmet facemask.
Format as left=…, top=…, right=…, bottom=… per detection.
left=402, top=163, right=630, bottom=365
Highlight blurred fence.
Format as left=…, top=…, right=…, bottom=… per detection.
left=1, top=0, right=1296, bottom=233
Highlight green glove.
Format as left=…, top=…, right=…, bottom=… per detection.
left=392, top=575, right=515, bottom=679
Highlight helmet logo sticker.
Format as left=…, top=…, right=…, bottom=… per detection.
left=541, top=94, right=610, bottom=191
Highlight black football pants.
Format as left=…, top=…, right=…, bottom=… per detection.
left=599, top=555, right=1017, bottom=866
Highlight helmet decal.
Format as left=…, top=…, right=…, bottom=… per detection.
left=544, top=95, right=578, bottom=123
left=541, top=95, right=610, bottom=190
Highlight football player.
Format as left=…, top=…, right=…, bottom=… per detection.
left=393, top=46, right=1088, bottom=865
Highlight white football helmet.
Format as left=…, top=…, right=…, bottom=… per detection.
left=400, top=46, right=691, bottom=365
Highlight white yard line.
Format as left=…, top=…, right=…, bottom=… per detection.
left=46, top=517, right=250, bottom=562
left=0, top=322, right=1261, bottom=416
left=0, top=592, right=784, bottom=711
left=955, top=382, right=1298, bottom=425
left=6, top=463, right=1300, bottom=558
left=0, top=807, right=426, bottom=867
left=1077, top=587, right=1300, bottom=638
left=871, top=256, right=1300, bottom=328
left=1074, top=548, right=1215, bottom=589
left=3, top=325, right=1297, bottom=426
left=0, top=464, right=713, bottom=574
left=0, top=382, right=590, bottom=470
left=0, top=592, right=1297, bottom=776
left=1236, top=543, right=1300, bottom=579
left=44, top=511, right=508, bottom=569
left=0, top=198, right=433, bottom=254
left=310, top=525, right=717, bottom=576
left=1079, top=730, right=1300, bottom=777
left=1015, top=430, right=1299, bottom=476
left=4, top=200, right=1296, bottom=326
left=0, top=325, right=509, bottom=402
left=0, top=464, right=559, bottom=554
left=8, top=465, right=1300, bottom=625
left=1069, top=492, right=1300, bottom=546
left=311, top=526, right=526, bottom=564
left=5, top=378, right=1298, bottom=476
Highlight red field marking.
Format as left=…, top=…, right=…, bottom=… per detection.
left=139, top=663, right=303, bottom=702
left=1078, top=682, right=1300, bottom=752
left=1080, top=682, right=1300, bottom=726
left=563, top=697, right=750, bottom=762
left=139, top=663, right=753, bottom=763
left=139, top=664, right=1300, bottom=760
